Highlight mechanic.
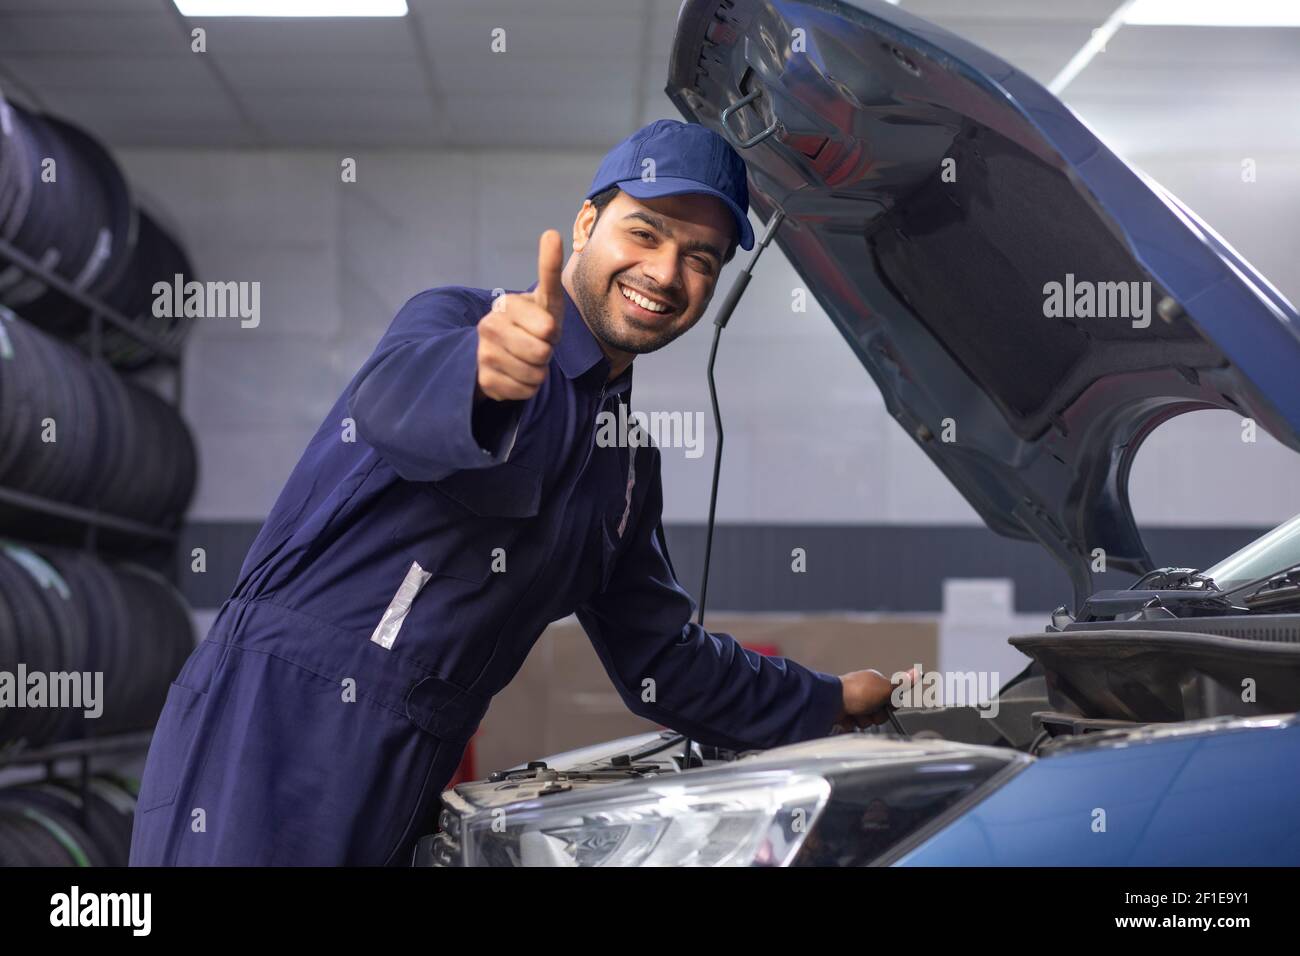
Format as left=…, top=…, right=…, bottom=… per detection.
left=129, top=119, right=908, bottom=867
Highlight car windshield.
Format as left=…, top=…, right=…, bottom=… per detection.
left=1203, top=512, right=1300, bottom=592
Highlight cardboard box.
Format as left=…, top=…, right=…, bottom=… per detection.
left=472, top=614, right=939, bottom=775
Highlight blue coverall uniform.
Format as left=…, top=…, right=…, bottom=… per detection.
left=128, top=283, right=844, bottom=865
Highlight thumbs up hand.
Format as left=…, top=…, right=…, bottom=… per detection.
left=475, top=229, right=565, bottom=402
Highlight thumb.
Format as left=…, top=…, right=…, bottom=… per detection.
left=530, top=229, right=564, bottom=320
left=891, top=666, right=919, bottom=698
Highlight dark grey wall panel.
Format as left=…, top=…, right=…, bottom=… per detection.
left=176, top=521, right=1268, bottom=613
left=660, top=524, right=1267, bottom=612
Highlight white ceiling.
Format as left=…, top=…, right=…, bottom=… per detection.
left=0, top=0, right=1296, bottom=154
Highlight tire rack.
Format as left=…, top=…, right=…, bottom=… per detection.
left=0, top=233, right=187, bottom=833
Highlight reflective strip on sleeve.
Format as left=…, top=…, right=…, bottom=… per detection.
left=369, top=560, right=433, bottom=650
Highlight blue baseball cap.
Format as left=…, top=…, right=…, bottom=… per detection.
left=585, top=119, right=754, bottom=251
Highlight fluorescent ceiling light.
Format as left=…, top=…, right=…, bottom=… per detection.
left=1125, top=0, right=1300, bottom=27
left=174, top=0, right=408, bottom=16
left=1049, top=0, right=1136, bottom=94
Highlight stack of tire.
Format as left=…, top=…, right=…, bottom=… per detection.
left=0, top=542, right=194, bottom=746
left=0, top=307, right=197, bottom=527
left=0, top=97, right=200, bottom=869
left=92, top=210, right=195, bottom=369
left=0, top=94, right=194, bottom=369
left=0, top=774, right=139, bottom=865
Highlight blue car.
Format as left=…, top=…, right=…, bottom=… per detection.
left=419, top=0, right=1300, bottom=867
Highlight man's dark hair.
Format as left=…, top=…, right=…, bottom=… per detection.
left=588, top=185, right=738, bottom=266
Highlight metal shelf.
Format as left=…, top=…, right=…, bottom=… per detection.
left=0, top=235, right=182, bottom=365
left=0, top=235, right=188, bottom=554
left=0, top=485, right=178, bottom=544
left=0, top=731, right=153, bottom=834
left=0, top=183, right=192, bottom=853
left=0, top=730, right=153, bottom=771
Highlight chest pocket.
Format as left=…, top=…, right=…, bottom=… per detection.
left=392, top=460, right=543, bottom=584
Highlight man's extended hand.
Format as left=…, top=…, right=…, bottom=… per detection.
left=475, top=229, right=565, bottom=403
left=833, top=666, right=919, bottom=731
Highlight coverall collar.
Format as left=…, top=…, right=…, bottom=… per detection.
left=525, top=279, right=634, bottom=394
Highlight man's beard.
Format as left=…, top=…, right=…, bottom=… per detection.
left=571, top=251, right=687, bottom=355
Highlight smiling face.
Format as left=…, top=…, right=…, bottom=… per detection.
left=564, top=188, right=736, bottom=365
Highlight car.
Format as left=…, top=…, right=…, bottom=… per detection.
left=415, top=0, right=1300, bottom=867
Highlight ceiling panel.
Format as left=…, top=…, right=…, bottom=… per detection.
left=1077, top=22, right=1300, bottom=68
left=0, top=13, right=187, bottom=55
left=30, top=85, right=253, bottom=147
left=420, top=13, right=647, bottom=66
left=908, top=18, right=1094, bottom=83
left=410, top=0, right=639, bottom=15
left=903, top=0, right=1121, bottom=21
left=0, top=0, right=1292, bottom=153
left=240, top=91, right=436, bottom=144
left=191, top=16, right=416, bottom=57
left=441, top=91, right=639, bottom=148
left=218, top=54, right=427, bottom=94
left=0, top=0, right=162, bottom=13
left=1, top=53, right=222, bottom=93
left=430, top=52, right=639, bottom=95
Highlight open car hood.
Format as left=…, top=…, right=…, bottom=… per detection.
left=666, top=0, right=1300, bottom=608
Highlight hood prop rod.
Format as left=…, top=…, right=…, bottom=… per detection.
left=681, top=207, right=786, bottom=772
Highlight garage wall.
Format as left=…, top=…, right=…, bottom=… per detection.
left=104, top=24, right=1300, bottom=768
left=117, top=139, right=1300, bottom=578
left=125, top=135, right=1300, bottom=724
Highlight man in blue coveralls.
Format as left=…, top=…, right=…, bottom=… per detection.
left=130, top=120, right=907, bottom=866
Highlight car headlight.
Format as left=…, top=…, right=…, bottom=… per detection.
left=463, top=771, right=831, bottom=867
left=430, top=736, right=1029, bottom=867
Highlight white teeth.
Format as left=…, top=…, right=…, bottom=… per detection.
left=620, top=283, right=669, bottom=313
